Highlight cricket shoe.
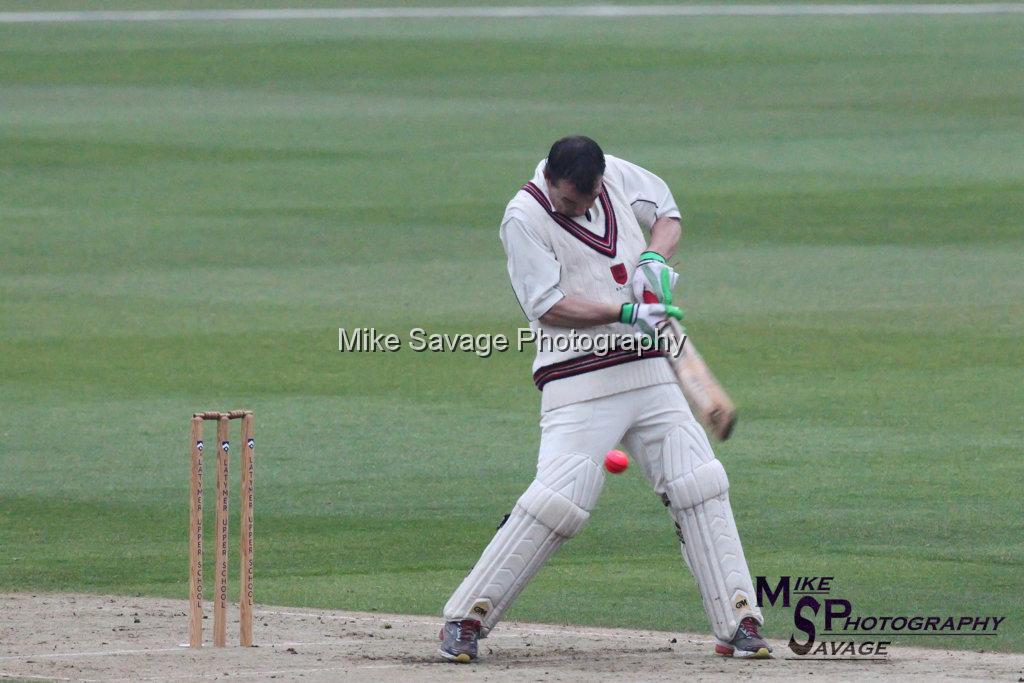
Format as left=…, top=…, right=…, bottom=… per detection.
left=438, top=618, right=481, bottom=663
left=715, top=617, right=772, bottom=658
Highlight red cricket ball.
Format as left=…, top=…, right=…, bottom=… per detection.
left=604, top=449, right=629, bottom=474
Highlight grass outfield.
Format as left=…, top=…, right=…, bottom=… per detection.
left=1, top=10, right=1022, bottom=652
left=4, top=0, right=1017, bottom=10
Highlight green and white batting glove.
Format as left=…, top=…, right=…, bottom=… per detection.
left=631, top=251, right=679, bottom=305
left=620, top=302, right=684, bottom=338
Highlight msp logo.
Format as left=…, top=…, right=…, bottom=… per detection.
left=756, top=576, right=1006, bottom=659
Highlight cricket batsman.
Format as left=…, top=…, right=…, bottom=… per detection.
left=439, top=136, right=770, bottom=662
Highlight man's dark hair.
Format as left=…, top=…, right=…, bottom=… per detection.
left=544, top=135, right=605, bottom=194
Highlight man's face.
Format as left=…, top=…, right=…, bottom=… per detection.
left=546, top=176, right=603, bottom=218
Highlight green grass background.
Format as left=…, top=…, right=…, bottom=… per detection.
left=1, top=8, right=1022, bottom=652
left=1, top=0, right=1010, bottom=9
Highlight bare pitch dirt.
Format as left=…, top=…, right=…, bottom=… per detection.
left=1, top=594, right=1020, bottom=681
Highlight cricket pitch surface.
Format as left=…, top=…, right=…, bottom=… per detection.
left=1, top=593, right=1019, bottom=681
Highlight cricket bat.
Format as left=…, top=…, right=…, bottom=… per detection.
left=665, top=319, right=737, bottom=441
left=644, top=291, right=737, bottom=440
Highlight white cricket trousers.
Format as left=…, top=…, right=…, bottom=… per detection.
left=443, top=381, right=762, bottom=641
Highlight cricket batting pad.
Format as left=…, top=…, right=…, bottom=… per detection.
left=662, top=422, right=761, bottom=641
left=443, top=452, right=604, bottom=635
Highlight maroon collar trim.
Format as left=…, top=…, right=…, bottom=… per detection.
left=521, top=181, right=618, bottom=258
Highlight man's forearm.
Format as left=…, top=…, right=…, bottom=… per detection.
left=539, top=295, right=621, bottom=328
left=538, top=217, right=681, bottom=328
left=646, top=217, right=681, bottom=260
